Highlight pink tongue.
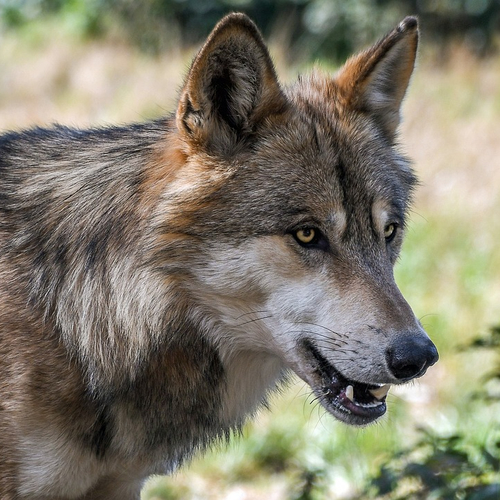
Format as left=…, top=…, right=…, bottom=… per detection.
left=339, top=390, right=371, bottom=416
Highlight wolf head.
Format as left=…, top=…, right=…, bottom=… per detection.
left=158, top=13, right=438, bottom=426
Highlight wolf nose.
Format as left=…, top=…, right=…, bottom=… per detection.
left=386, top=335, right=439, bottom=381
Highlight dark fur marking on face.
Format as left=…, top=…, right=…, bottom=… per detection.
left=85, top=404, right=113, bottom=459
left=367, top=195, right=381, bottom=242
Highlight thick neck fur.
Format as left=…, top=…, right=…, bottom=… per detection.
left=2, top=122, right=169, bottom=387
left=0, top=119, right=283, bottom=457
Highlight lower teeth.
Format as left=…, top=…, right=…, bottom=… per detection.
left=357, top=400, right=383, bottom=408
left=343, top=384, right=384, bottom=408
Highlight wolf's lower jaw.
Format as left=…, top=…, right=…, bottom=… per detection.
left=303, top=341, right=389, bottom=426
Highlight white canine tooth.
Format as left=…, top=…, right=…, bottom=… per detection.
left=345, top=385, right=354, bottom=402
left=369, top=384, right=391, bottom=400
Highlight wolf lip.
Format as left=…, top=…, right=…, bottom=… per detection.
left=304, top=340, right=388, bottom=425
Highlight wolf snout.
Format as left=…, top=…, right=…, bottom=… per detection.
left=386, top=334, right=439, bottom=381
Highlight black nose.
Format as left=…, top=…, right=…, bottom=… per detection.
left=386, top=335, right=439, bottom=381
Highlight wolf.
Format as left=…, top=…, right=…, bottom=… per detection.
left=0, top=12, right=438, bottom=499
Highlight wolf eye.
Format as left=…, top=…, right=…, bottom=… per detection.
left=291, top=226, right=329, bottom=251
left=295, top=228, right=316, bottom=244
left=384, top=223, right=398, bottom=242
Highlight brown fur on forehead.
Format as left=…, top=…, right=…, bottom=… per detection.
left=287, top=73, right=416, bottom=198
left=156, top=96, right=415, bottom=250
left=254, top=92, right=415, bottom=213
left=287, top=71, right=343, bottom=120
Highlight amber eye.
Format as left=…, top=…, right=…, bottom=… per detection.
left=295, top=228, right=316, bottom=244
left=384, top=223, right=397, bottom=242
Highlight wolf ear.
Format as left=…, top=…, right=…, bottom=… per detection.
left=336, top=17, right=419, bottom=140
left=176, top=13, right=287, bottom=154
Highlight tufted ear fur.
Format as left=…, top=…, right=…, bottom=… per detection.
left=176, top=13, right=287, bottom=154
left=336, top=17, right=419, bottom=141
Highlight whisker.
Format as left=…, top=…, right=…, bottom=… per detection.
left=312, top=331, right=350, bottom=346
left=284, top=329, right=349, bottom=348
left=294, top=385, right=312, bottom=402
left=281, top=345, right=353, bottom=362
left=313, top=343, right=359, bottom=354
left=234, top=314, right=273, bottom=328
left=286, top=330, right=345, bottom=349
left=301, top=390, right=315, bottom=415
left=297, top=322, right=348, bottom=340
left=297, top=336, right=359, bottom=354
left=234, top=310, right=271, bottom=321
left=418, top=313, right=438, bottom=327
left=308, top=394, right=322, bottom=406
left=367, top=325, right=388, bottom=338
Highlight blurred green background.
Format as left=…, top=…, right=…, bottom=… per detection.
left=2, top=0, right=500, bottom=58
left=1, top=1, right=499, bottom=499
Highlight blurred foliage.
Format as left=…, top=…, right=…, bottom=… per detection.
left=468, top=325, right=500, bottom=402
left=364, top=430, right=500, bottom=499
left=363, top=325, right=500, bottom=500
left=1, top=0, right=499, bottom=60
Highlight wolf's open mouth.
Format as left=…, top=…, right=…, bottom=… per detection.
left=304, top=340, right=390, bottom=426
